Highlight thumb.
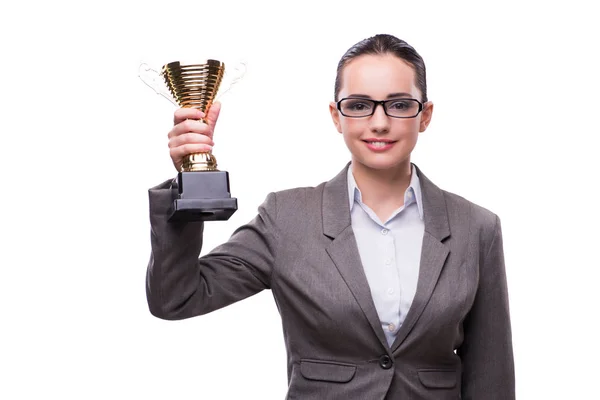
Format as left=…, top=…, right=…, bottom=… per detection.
left=205, top=101, right=222, bottom=132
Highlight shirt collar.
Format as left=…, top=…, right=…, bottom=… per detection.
left=347, top=162, right=424, bottom=220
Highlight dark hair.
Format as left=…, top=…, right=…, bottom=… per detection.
left=334, top=34, right=428, bottom=103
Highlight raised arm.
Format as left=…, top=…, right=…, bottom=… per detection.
left=146, top=103, right=278, bottom=320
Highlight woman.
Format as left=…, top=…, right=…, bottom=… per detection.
left=146, top=34, right=515, bottom=399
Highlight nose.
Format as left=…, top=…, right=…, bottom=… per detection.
left=369, top=102, right=390, bottom=133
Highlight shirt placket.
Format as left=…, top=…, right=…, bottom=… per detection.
left=380, top=228, right=401, bottom=344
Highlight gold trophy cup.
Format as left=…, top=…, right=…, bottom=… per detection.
left=139, top=59, right=245, bottom=222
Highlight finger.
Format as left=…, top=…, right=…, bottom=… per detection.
left=169, top=132, right=214, bottom=149
left=205, top=101, right=221, bottom=131
left=168, top=119, right=212, bottom=139
left=170, top=143, right=213, bottom=160
left=173, top=107, right=205, bottom=125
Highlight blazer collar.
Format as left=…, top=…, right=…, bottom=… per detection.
left=347, top=163, right=424, bottom=220
left=323, top=162, right=450, bottom=241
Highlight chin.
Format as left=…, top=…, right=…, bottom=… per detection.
left=354, top=155, right=410, bottom=172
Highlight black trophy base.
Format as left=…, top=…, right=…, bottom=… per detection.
left=168, top=170, right=237, bottom=222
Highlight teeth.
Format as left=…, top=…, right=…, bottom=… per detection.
left=368, top=141, right=390, bottom=147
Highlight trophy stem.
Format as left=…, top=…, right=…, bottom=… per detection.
left=182, top=152, right=218, bottom=172
left=180, top=113, right=219, bottom=172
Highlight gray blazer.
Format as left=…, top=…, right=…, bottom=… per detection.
left=146, top=163, right=515, bottom=399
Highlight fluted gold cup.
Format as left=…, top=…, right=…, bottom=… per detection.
left=162, top=60, right=224, bottom=173
left=140, top=59, right=243, bottom=222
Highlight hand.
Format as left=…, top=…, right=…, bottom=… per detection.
left=167, top=101, right=221, bottom=172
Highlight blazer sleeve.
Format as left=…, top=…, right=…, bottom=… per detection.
left=459, top=215, right=515, bottom=399
left=145, top=180, right=278, bottom=320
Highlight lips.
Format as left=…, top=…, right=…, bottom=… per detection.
left=363, top=139, right=397, bottom=151
left=363, top=138, right=397, bottom=143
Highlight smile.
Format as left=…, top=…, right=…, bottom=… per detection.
left=363, top=140, right=397, bottom=151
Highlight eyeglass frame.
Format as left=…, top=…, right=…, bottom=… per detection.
left=336, top=97, right=425, bottom=119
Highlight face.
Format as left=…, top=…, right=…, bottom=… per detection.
left=329, top=54, right=433, bottom=174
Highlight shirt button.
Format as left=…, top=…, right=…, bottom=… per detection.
left=387, top=288, right=394, bottom=295
left=385, top=258, right=392, bottom=265
left=406, top=190, right=413, bottom=199
left=381, top=229, right=389, bottom=235
left=388, top=323, right=396, bottom=332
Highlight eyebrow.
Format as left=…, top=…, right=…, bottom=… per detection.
left=347, top=92, right=413, bottom=99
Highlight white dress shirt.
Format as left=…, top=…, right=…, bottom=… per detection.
left=347, top=163, right=425, bottom=347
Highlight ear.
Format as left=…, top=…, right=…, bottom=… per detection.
left=419, top=101, right=434, bottom=132
left=329, top=101, right=343, bottom=133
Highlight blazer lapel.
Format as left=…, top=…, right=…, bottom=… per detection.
left=390, top=165, right=451, bottom=352
left=321, top=163, right=453, bottom=353
left=323, top=163, right=390, bottom=350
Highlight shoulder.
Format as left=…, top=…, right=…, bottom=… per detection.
left=440, top=188, right=501, bottom=251
left=442, top=189, right=498, bottom=227
left=257, top=164, right=350, bottom=223
left=265, top=182, right=326, bottom=214
left=254, top=184, right=327, bottom=240
left=416, top=164, right=499, bottom=232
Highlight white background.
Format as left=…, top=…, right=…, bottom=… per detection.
left=1, top=0, right=599, bottom=398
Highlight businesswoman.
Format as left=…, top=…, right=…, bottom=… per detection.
left=146, top=34, right=515, bottom=399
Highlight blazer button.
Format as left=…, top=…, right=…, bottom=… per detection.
left=379, top=355, right=393, bottom=369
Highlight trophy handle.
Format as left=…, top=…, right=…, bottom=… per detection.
left=138, top=63, right=179, bottom=107
left=216, top=61, right=247, bottom=101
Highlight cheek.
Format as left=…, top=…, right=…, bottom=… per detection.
left=340, top=118, right=365, bottom=135
left=339, top=125, right=353, bottom=140
left=392, top=119, right=421, bottom=137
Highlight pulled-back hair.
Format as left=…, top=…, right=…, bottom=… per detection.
left=334, top=34, right=427, bottom=103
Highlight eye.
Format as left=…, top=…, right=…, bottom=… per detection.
left=387, top=100, right=413, bottom=110
left=344, top=99, right=373, bottom=111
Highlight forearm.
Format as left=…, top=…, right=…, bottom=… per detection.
left=146, top=180, right=205, bottom=320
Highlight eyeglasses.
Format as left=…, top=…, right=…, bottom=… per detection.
left=336, top=97, right=424, bottom=118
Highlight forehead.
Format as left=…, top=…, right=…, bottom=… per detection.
left=340, top=54, right=418, bottom=98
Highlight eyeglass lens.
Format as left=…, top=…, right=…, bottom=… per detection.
left=340, top=98, right=420, bottom=118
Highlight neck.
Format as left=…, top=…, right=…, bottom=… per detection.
left=351, top=160, right=412, bottom=211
